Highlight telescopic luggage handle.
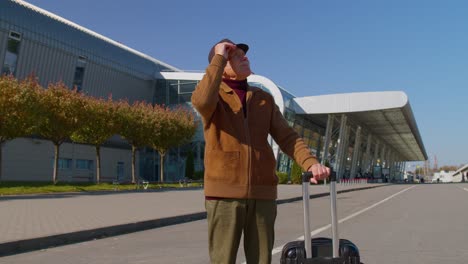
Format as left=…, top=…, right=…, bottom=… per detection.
left=301, top=167, right=339, bottom=259
left=302, top=171, right=313, bottom=259
left=328, top=168, right=339, bottom=258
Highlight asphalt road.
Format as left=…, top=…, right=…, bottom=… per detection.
left=1, top=183, right=468, bottom=264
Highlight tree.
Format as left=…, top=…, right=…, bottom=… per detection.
left=70, top=96, right=119, bottom=184
left=439, top=165, right=458, bottom=172
left=34, top=82, right=86, bottom=184
left=277, top=171, right=288, bottom=184
left=0, top=76, right=40, bottom=181
left=185, top=149, right=195, bottom=180
left=116, top=100, right=154, bottom=184
left=149, top=106, right=196, bottom=183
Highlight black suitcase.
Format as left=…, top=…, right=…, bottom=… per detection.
left=280, top=168, right=361, bottom=264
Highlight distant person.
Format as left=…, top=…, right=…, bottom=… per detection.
left=191, top=38, right=330, bottom=263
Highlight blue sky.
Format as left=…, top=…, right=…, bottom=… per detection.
left=25, top=0, right=467, bottom=167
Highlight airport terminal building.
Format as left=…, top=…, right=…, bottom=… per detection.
left=0, top=0, right=427, bottom=183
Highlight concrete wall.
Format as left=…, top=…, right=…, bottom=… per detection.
left=2, top=138, right=136, bottom=183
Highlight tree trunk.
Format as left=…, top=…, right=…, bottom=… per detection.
left=131, top=145, right=136, bottom=184
left=159, top=151, right=165, bottom=183
left=0, top=141, right=4, bottom=182
left=96, top=146, right=101, bottom=184
left=53, top=143, right=60, bottom=184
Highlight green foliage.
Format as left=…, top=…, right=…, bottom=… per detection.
left=34, top=82, right=86, bottom=145
left=0, top=76, right=41, bottom=181
left=193, top=170, right=204, bottom=180
left=149, top=106, right=197, bottom=155
left=71, top=96, right=118, bottom=146
left=277, top=171, right=288, bottom=184
left=34, top=82, right=87, bottom=184
left=115, top=100, right=155, bottom=183
left=291, top=161, right=303, bottom=184
left=115, top=100, right=154, bottom=150
left=0, top=76, right=39, bottom=143
left=148, top=105, right=197, bottom=182
left=70, top=96, right=119, bottom=183
left=0, top=75, right=199, bottom=184
left=185, top=150, right=195, bottom=179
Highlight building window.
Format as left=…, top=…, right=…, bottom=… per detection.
left=155, top=79, right=199, bottom=105
left=178, top=80, right=197, bottom=104
left=154, top=79, right=168, bottom=105
left=179, top=81, right=197, bottom=93
left=2, top=31, right=21, bottom=76
left=168, top=80, right=179, bottom=105
left=72, top=56, right=87, bottom=91
left=76, top=159, right=94, bottom=170
left=58, top=158, right=72, bottom=169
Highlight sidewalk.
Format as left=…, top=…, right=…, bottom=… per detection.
left=0, top=183, right=387, bottom=257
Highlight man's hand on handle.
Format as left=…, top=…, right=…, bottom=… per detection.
left=308, top=164, right=330, bottom=184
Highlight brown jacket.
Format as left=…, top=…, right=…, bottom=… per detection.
left=191, top=54, right=318, bottom=199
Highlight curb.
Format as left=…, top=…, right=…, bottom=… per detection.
left=0, top=187, right=204, bottom=200
left=0, top=184, right=387, bottom=257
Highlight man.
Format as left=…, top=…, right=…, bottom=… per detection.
left=191, top=39, right=330, bottom=264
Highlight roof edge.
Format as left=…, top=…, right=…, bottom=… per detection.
left=12, top=0, right=180, bottom=72
left=293, top=91, right=408, bottom=114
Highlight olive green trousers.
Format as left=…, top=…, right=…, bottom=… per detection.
left=205, top=199, right=277, bottom=264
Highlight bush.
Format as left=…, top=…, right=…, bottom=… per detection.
left=193, top=170, right=204, bottom=181
left=277, top=171, right=288, bottom=184
left=291, top=161, right=302, bottom=184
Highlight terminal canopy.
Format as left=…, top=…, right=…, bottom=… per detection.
left=292, top=91, right=427, bottom=161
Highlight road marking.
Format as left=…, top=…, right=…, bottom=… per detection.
left=463, top=188, right=468, bottom=192
left=241, top=185, right=416, bottom=263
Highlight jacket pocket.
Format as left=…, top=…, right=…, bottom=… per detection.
left=252, top=147, right=278, bottom=186
left=205, top=150, right=240, bottom=183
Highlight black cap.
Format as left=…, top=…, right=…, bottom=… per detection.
left=208, top=38, right=249, bottom=63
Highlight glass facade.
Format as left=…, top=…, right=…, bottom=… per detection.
left=58, top=158, right=72, bottom=170
left=268, top=86, right=326, bottom=176
left=2, top=32, right=21, bottom=76
left=139, top=148, right=158, bottom=181
left=76, top=159, right=94, bottom=170
left=276, top=112, right=325, bottom=175
left=139, top=142, right=203, bottom=182
left=72, top=57, right=86, bottom=91
left=155, top=79, right=198, bottom=106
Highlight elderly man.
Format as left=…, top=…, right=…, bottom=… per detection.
left=191, top=39, right=330, bottom=264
